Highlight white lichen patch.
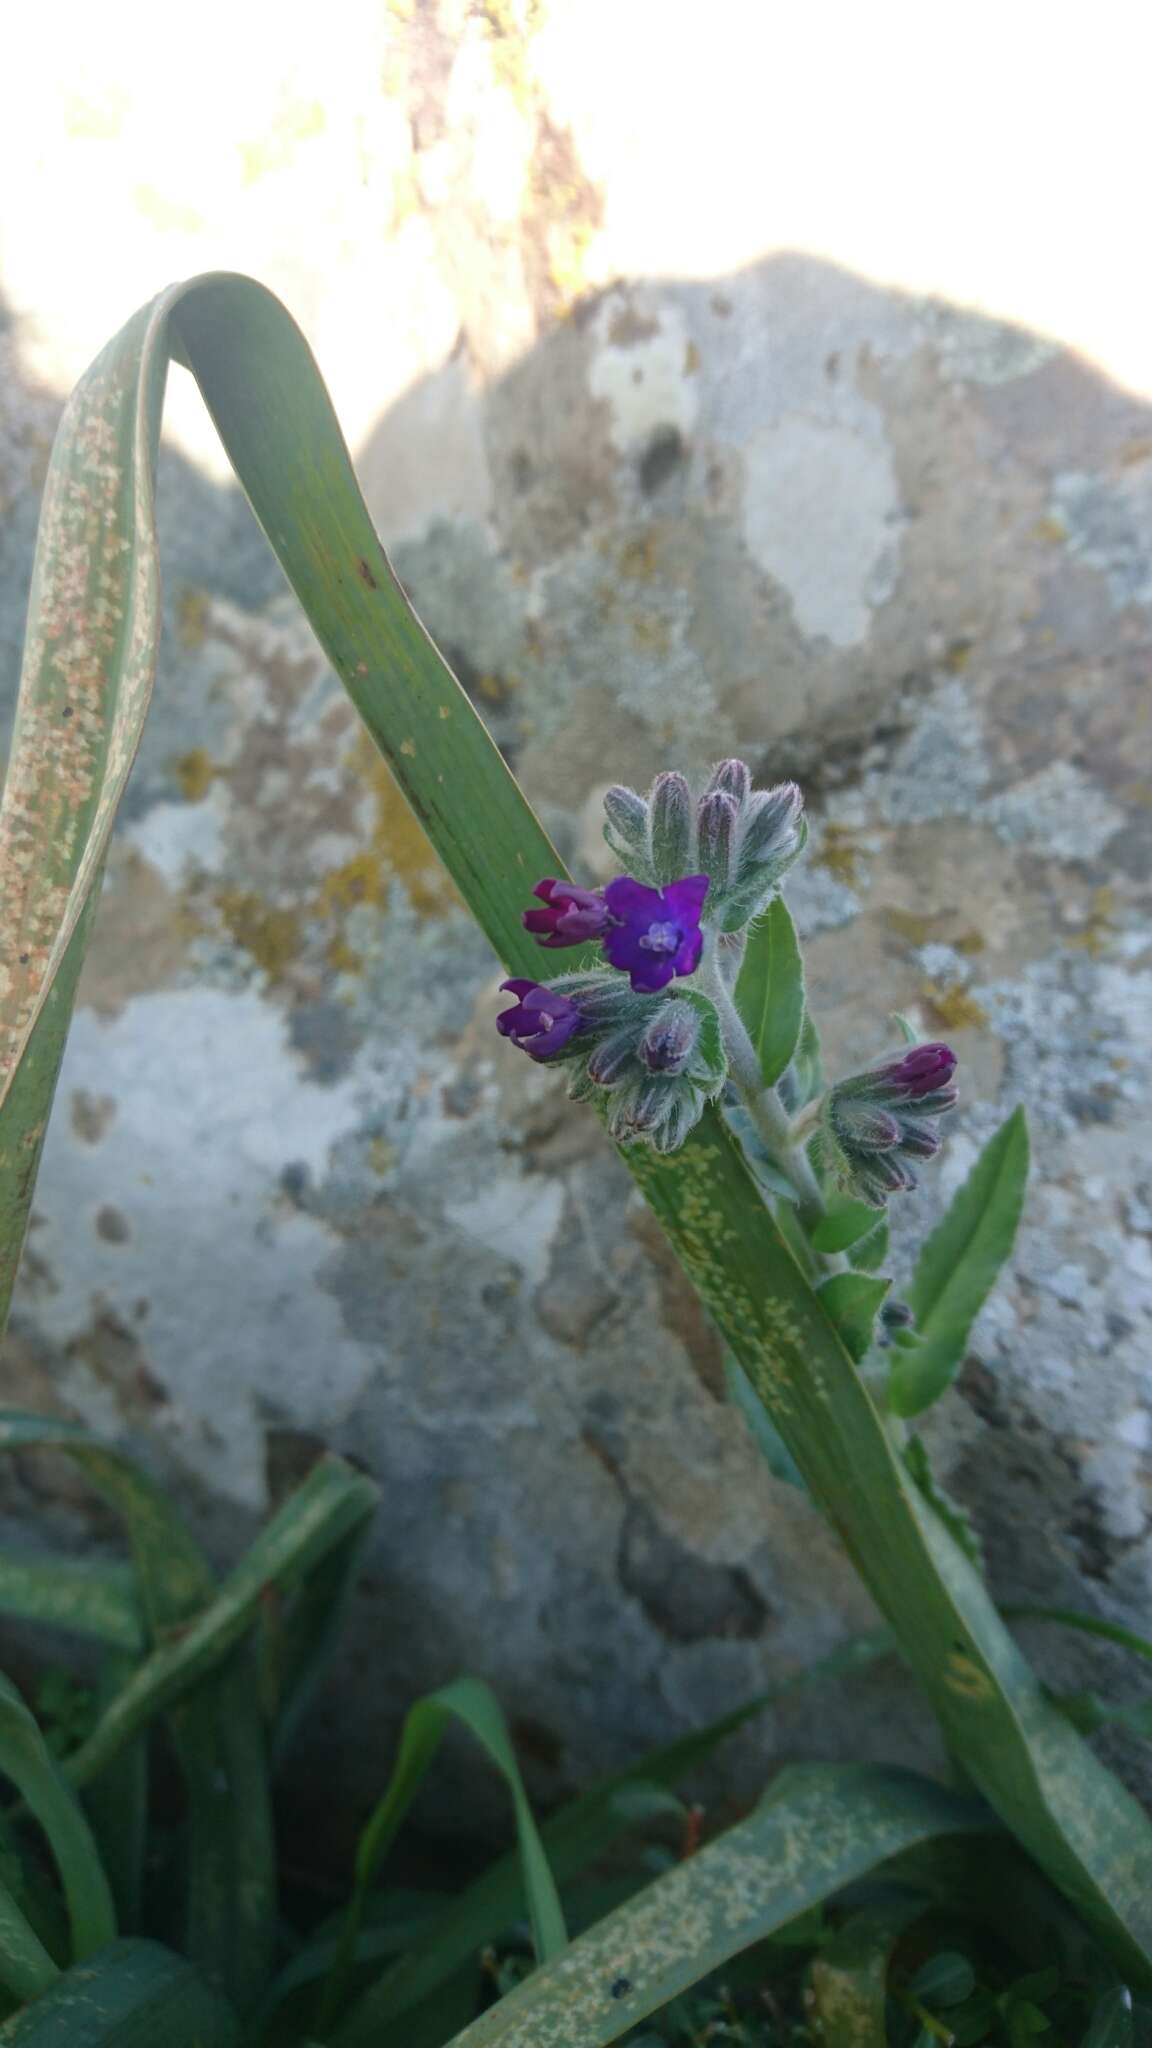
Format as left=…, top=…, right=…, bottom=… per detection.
left=979, top=760, right=1126, bottom=861
left=16, top=986, right=377, bottom=1506
left=740, top=415, right=903, bottom=648
left=1050, top=465, right=1152, bottom=611
left=588, top=295, right=700, bottom=452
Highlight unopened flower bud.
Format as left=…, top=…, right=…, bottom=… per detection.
left=703, top=758, right=752, bottom=804
left=638, top=998, right=700, bottom=1076
left=647, top=772, right=695, bottom=884
left=603, top=784, right=651, bottom=873
left=586, top=1027, right=640, bottom=1086
left=696, top=789, right=740, bottom=891
left=818, top=1041, right=959, bottom=1208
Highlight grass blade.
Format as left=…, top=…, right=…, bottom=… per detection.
left=80, top=1656, right=147, bottom=1934
left=0, top=1560, right=144, bottom=1654
left=0, top=1880, right=58, bottom=2007
left=61, top=1454, right=377, bottom=1789
left=441, top=1766, right=995, bottom=2048
left=326, top=1631, right=895, bottom=2046
left=0, top=1676, right=114, bottom=1964
left=320, top=1678, right=564, bottom=2035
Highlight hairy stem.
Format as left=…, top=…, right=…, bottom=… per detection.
left=701, top=945, right=826, bottom=1229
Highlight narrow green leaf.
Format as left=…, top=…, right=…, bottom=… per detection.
left=890, top=1108, right=1030, bottom=1419
left=441, top=1767, right=995, bottom=2048
left=1082, top=1985, right=1134, bottom=2048
left=324, top=1634, right=894, bottom=2047
left=61, top=1455, right=378, bottom=1789
left=270, top=1518, right=373, bottom=1763
left=999, top=1604, right=1152, bottom=1666
left=0, top=1559, right=144, bottom=1653
left=725, top=1355, right=809, bottom=1495
left=788, top=1009, right=826, bottom=1106
left=80, top=1656, right=147, bottom=1933
left=810, top=1905, right=922, bottom=2048
left=734, top=896, right=806, bottom=1087
left=0, top=1675, right=115, bottom=1964
left=817, top=1274, right=891, bottom=1364
left=909, top=1950, right=977, bottom=2005
left=0, top=1879, right=58, bottom=2007
left=0, top=1938, right=238, bottom=2045
left=320, top=1679, right=565, bottom=2036
left=904, top=1438, right=984, bottom=1572
left=171, top=1649, right=275, bottom=2016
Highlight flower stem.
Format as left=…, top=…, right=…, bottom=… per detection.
left=701, top=946, right=827, bottom=1230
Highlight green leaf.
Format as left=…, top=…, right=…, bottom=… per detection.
left=0, top=1877, right=58, bottom=2008
left=440, top=1766, right=995, bottom=2048
left=725, top=1354, right=809, bottom=1495
left=0, top=1674, right=115, bottom=1965
left=1082, top=1985, right=1134, bottom=2048
left=0, top=1939, right=238, bottom=2045
left=904, top=1438, right=984, bottom=1572
left=60, top=1454, right=377, bottom=1789
left=170, top=1650, right=275, bottom=2016
left=811, top=1199, right=880, bottom=1255
left=817, top=1273, right=891, bottom=1364
left=80, top=1657, right=146, bottom=1934
left=319, top=1633, right=894, bottom=2047
left=889, top=1107, right=1030, bottom=1419
left=734, top=896, right=805, bottom=1087
left=810, top=1905, right=922, bottom=2048
left=4, top=276, right=1152, bottom=1991
left=999, top=1604, right=1152, bottom=1667
left=787, top=1009, right=826, bottom=1106
left=319, top=1678, right=565, bottom=2037
left=909, top=1950, right=977, bottom=2006
left=849, top=1217, right=890, bottom=1273
left=0, top=1561, right=144, bottom=1654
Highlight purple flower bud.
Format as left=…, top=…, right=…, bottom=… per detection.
left=872, top=1043, right=958, bottom=1104
left=820, top=1041, right=959, bottom=1208
left=522, top=878, right=614, bottom=949
left=601, top=874, right=709, bottom=994
left=704, top=758, right=752, bottom=804
left=586, top=1026, right=639, bottom=1086
left=739, top=782, right=805, bottom=867
left=496, top=980, right=586, bottom=1061
left=638, top=998, right=699, bottom=1076
left=696, top=789, right=740, bottom=891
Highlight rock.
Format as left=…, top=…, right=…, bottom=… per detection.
left=1, top=3, right=1150, bottom=1840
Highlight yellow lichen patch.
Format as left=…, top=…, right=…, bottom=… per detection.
left=367, top=1137, right=395, bottom=1175
left=1032, top=516, right=1067, bottom=546
left=172, top=749, right=217, bottom=803
left=319, top=734, right=455, bottom=921
left=945, top=1647, right=995, bottom=1704
left=133, top=185, right=207, bottom=235
left=921, top=983, right=989, bottom=1031
left=619, top=534, right=659, bottom=580
left=325, top=934, right=363, bottom=976
left=1068, top=885, right=1118, bottom=958
left=953, top=929, right=986, bottom=955
left=883, top=906, right=935, bottom=947
left=214, top=888, right=303, bottom=980
left=238, top=99, right=326, bottom=185
left=684, top=340, right=701, bottom=374
left=175, top=586, right=211, bottom=649
left=942, top=639, right=973, bottom=674
left=815, top=826, right=862, bottom=888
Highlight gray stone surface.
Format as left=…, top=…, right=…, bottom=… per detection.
left=1, top=5, right=1150, bottom=1840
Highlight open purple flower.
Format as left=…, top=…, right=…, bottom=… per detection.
left=496, top=980, right=585, bottom=1061
left=522, top=879, right=613, bottom=948
left=601, top=875, right=709, bottom=994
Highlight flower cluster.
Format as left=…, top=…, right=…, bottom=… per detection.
left=496, top=968, right=726, bottom=1152
left=494, top=761, right=957, bottom=1188
left=816, top=1043, right=959, bottom=1208
left=603, top=760, right=805, bottom=931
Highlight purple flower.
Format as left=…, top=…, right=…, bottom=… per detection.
left=496, top=980, right=585, bottom=1061
left=601, top=875, right=709, bottom=994
left=522, top=878, right=614, bottom=949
